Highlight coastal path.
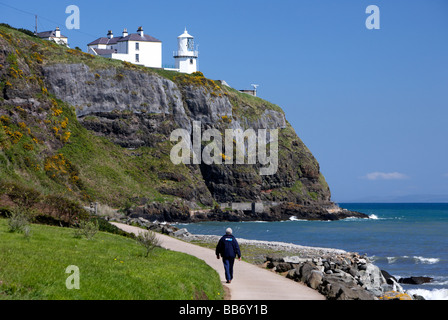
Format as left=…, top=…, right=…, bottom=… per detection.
left=111, top=223, right=325, bottom=300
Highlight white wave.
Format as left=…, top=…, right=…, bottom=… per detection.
left=288, top=216, right=306, bottom=222
left=431, top=277, right=448, bottom=286
left=407, top=288, right=448, bottom=300
left=413, top=256, right=440, bottom=264
left=369, top=214, right=379, bottom=220
left=387, top=256, right=397, bottom=264
left=370, top=255, right=440, bottom=265
left=342, top=216, right=365, bottom=221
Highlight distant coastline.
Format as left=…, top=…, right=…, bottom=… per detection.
left=337, top=195, right=448, bottom=203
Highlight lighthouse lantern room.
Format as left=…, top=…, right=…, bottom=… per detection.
left=174, top=28, right=199, bottom=74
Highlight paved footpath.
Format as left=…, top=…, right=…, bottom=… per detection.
left=111, top=223, right=325, bottom=300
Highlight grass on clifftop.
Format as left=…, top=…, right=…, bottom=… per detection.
left=0, top=219, right=224, bottom=300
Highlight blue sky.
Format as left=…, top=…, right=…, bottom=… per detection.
left=1, top=0, right=447, bottom=202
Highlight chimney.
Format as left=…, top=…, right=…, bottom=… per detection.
left=137, top=26, right=144, bottom=37
left=107, top=30, right=114, bottom=39
left=122, top=28, right=128, bottom=37
left=55, top=27, right=61, bottom=38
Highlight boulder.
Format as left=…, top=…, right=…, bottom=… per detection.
left=286, top=268, right=301, bottom=281
left=380, top=291, right=413, bottom=300
left=274, top=262, right=293, bottom=273
left=300, top=262, right=317, bottom=283
left=348, top=267, right=359, bottom=278
left=161, top=226, right=175, bottom=235
left=307, top=270, right=324, bottom=289
left=398, top=276, right=433, bottom=285
left=173, top=228, right=190, bottom=237
left=321, top=274, right=375, bottom=300
left=266, top=254, right=284, bottom=263
left=339, top=286, right=377, bottom=300
left=381, top=270, right=398, bottom=285
left=283, top=256, right=310, bottom=264
left=138, top=217, right=150, bottom=226
left=358, top=263, right=386, bottom=292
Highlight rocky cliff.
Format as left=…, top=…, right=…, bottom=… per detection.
left=0, top=25, right=367, bottom=222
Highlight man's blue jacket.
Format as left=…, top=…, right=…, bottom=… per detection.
left=216, top=234, right=241, bottom=259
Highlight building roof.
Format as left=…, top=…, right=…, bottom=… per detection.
left=118, top=33, right=161, bottom=42
left=87, top=37, right=119, bottom=46
left=92, top=48, right=116, bottom=55
left=88, top=32, right=161, bottom=46
left=37, top=30, right=67, bottom=39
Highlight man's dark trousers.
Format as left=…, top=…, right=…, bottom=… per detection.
left=223, top=257, right=235, bottom=282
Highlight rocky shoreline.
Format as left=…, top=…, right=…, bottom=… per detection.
left=127, top=202, right=369, bottom=223
left=116, top=216, right=425, bottom=300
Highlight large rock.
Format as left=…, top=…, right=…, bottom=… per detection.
left=173, top=228, right=190, bottom=237
left=300, top=262, right=317, bottom=283
left=381, top=269, right=398, bottom=285
left=307, top=270, right=324, bottom=289
left=398, top=276, right=433, bottom=285
left=380, top=291, right=413, bottom=300
left=358, top=263, right=387, bottom=295
left=321, top=273, right=376, bottom=300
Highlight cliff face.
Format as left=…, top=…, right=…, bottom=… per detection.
left=42, top=63, right=330, bottom=205
left=0, top=25, right=365, bottom=221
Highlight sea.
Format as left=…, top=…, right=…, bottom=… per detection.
left=177, top=203, right=448, bottom=300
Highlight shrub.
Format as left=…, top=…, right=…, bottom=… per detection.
left=95, top=217, right=131, bottom=236
left=0, top=182, right=41, bottom=209
left=191, top=71, right=204, bottom=77
left=44, top=194, right=89, bottom=225
left=136, top=230, right=162, bottom=257
left=0, top=115, right=11, bottom=125
left=7, top=207, right=30, bottom=234
left=73, top=218, right=99, bottom=240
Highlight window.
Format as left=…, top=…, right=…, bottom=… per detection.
left=190, top=59, right=194, bottom=64
left=187, top=38, right=194, bottom=51
left=136, top=54, right=140, bottom=62
left=135, top=42, right=139, bottom=51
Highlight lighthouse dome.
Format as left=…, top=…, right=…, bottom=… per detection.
left=178, top=28, right=193, bottom=38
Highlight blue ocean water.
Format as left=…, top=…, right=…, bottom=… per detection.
left=177, top=203, right=448, bottom=300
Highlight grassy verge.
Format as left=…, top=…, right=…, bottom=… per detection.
left=0, top=219, right=224, bottom=300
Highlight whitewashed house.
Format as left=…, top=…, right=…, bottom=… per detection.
left=37, top=27, right=68, bottom=46
left=87, top=27, right=162, bottom=69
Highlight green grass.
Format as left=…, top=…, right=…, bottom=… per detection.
left=0, top=219, right=224, bottom=300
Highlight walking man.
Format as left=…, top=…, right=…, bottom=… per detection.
left=216, top=228, right=241, bottom=284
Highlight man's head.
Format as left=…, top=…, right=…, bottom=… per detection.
left=226, top=228, right=233, bottom=235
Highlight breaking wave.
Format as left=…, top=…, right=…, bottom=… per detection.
left=370, top=255, right=440, bottom=265
left=407, top=288, right=448, bottom=300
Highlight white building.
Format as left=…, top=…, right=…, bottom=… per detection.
left=87, top=27, right=162, bottom=69
left=37, top=27, right=68, bottom=46
left=173, top=28, right=199, bottom=74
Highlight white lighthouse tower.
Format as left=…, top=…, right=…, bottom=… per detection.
left=174, top=28, right=199, bottom=74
